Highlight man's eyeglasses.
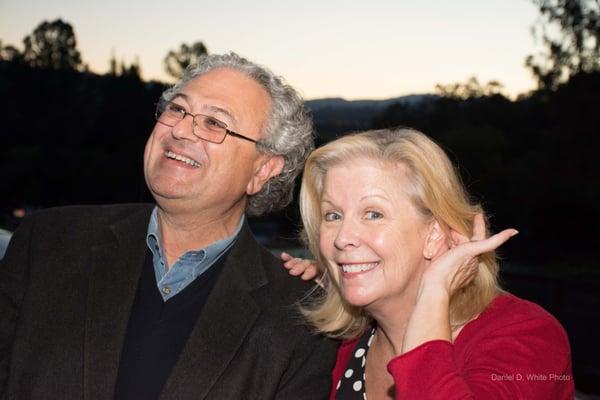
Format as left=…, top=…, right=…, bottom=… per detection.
left=155, top=100, right=259, bottom=145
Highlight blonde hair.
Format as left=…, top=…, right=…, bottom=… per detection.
left=300, top=127, right=501, bottom=340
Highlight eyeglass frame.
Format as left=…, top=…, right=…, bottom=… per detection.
left=155, top=99, right=260, bottom=145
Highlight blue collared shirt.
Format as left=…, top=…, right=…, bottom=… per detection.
left=146, top=207, right=243, bottom=301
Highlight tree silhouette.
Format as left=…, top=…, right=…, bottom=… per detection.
left=0, top=40, right=23, bottom=63
left=527, top=0, right=600, bottom=89
left=22, top=19, right=82, bottom=70
left=163, top=41, right=208, bottom=80
left=435, top=76, right=506, bottom=99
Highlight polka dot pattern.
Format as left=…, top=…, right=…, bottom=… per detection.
left=335, top=327, right=376, bottom=399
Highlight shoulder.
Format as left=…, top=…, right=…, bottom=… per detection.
left=230, top=224, right=320, bottom=305
left=8, top=203, right=154, bottom=255
left=467, top=293, right=568, bottom=340
left=228, top=227, right=337, bottom=335
left=221, top=230, right=339, bottom=384
left=456, top=293, right=571, bottom=371
left=260, top=246, right=318, bottom=300
left=246, top=245, right=322, bottom=330
left=25, top=203, right=153, bottom=228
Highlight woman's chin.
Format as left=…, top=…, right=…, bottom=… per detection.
left=341, top=287, right=381, bottom=308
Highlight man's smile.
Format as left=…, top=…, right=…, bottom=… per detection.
left=164, top=150, right=201, bottom=168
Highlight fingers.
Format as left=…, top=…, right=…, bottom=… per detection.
left=453, top=261, right=479, bottom=290
left=450, top=230, right=468, bottom=247
left=281, top=252, right=302, bottom=275
left=281, top=252, right=320, bottom=280
left=301, top=266, right=320, bottom=281
left=461, top=229, right=518, bottom=258
left=281, top=252, right=296, bottom=272
left=472, top=213, right=487, bottom=241
left=449, top=213, right=487, bottom=247
left=424, top=225, right=517, bottom=295
left=286, top=260, right=306, bottom=276
left=287, top=258, right=319, bottom=280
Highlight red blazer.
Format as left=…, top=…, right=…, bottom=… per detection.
left=330, top=294, right=573, bottom=399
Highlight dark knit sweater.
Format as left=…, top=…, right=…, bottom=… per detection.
left=114, top=249, right=229, bottom=400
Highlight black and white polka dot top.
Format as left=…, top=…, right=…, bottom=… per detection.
left=334, top=327, right=376, bottom=400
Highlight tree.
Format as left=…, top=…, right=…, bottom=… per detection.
left=120, top=57, right=142, bottom=80
left=163, top=41, right=208, bottom=80
left=435, top=76, right=506, bottom=99
left=22, top=19, right=82, bottom=70
left=0, top=40, right=23, bottom=63
left=527, top=0, right=600, bottom=89
left=107, top=50, right=141, bottom=78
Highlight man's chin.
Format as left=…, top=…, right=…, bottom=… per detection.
left=148, top=184, right=191, bottom=204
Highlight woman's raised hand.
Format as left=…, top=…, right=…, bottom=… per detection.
left=421, top=214, right=518, bottom=297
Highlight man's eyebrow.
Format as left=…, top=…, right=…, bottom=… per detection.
left=171, top=93, right=188, bottom=102
left=169, top=93, right=238, bottom=125
left=201, top=104, right=237, bottom=125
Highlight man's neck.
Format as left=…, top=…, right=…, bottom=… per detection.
left=156, top=206, right=244, bottom=268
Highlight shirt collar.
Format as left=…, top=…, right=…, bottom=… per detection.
left=146, top=206, right=244, bottom=301
left=146, top=207, right=244, bottom=260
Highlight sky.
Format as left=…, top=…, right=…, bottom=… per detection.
left=0, top=0, right=541, bottom=100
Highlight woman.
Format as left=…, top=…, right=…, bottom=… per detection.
left=282, top=128, right=573, bottom=399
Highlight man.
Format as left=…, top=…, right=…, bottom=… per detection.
left=0, top=53, right=337, bottom=399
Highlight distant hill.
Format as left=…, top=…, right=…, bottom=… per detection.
left=305, top=94, right=438, bottom=140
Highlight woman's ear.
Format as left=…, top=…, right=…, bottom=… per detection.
left=423, top=219, right=447, bottom=260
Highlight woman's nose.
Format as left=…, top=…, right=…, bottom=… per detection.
left=333, top=219, right=361, bottom=250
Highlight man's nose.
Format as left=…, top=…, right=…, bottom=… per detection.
left=171, top=115, right=199, bottom=142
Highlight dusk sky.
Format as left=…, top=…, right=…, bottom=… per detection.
left=0, top=0, right=541, bottom=99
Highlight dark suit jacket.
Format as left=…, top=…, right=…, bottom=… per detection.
left=0, top=204, right=337, bottom=399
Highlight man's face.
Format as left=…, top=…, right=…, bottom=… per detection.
left=143, top=67, right=276, bottom=215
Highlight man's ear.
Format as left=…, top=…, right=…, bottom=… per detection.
left=423, top=219, right=447, bottom=260
left=246, top=155, right=285, bottom=195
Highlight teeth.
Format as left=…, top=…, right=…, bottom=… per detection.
left=341, top=263, right=378, bottom=273
left=165, top=151, right=200, bottom=168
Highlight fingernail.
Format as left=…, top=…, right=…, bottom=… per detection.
left=511, top=229, right=519, bottom=236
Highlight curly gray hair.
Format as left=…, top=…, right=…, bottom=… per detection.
left=160, top=52, right=314, bottom=216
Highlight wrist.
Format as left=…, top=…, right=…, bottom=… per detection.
left=416, top=283, right=451, bottom=304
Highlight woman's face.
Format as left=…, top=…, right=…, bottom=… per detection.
left=319, top=158, right=430, bottom=310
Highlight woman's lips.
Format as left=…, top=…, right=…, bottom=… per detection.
left=339, top=262, right=380, bottom=274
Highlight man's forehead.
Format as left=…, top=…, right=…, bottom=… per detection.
left=176, top=68, right=271, bottom=131
left=182, top=68, right=261, bottom=94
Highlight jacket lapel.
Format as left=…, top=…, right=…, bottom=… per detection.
left=83, top=205, right=153, bottom=400
left=159, top=222, right=266, bottom=400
